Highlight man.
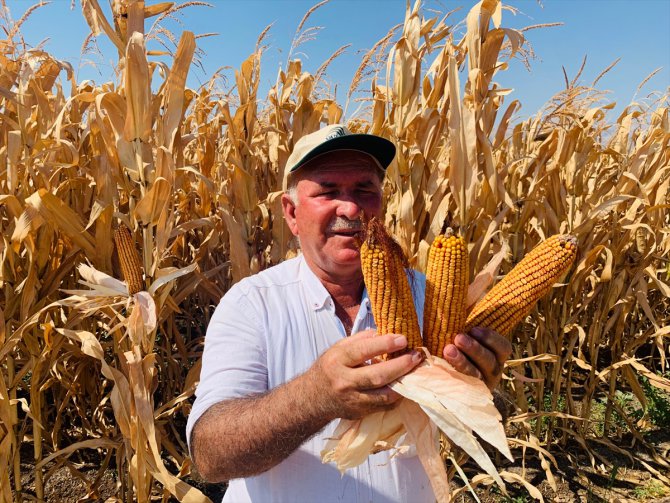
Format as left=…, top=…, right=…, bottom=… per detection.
left=187, top=125, right=512, bottom=502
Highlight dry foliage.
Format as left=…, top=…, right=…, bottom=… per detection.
left=0, top=0, right=668, bottom=501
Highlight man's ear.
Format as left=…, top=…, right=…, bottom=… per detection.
left=281, top=192, right=299, bottom=236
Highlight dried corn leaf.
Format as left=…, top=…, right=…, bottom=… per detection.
left=221, top=209, right=251, bottom=284
left=26, top=190, right=96, bottom=258
left=134, top=177, right=171, bottom=226
left=160, top=31, right=196, bottom=152
left=125, top=349, right=211, bottom=503
left=124, top=32, right=152, bottom=142
left=148, top=263, right=198, bottom=296
left=35, top=438, right=119, bottom=469
left=500, top=471, right=543, bottom=501
left=80, top=0, right=125, bottom=52
left=466, top=241, right=509, bottom=309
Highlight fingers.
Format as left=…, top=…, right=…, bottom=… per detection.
left=363, top=387, right=404, bottom=409
left=355, top=350, right=424, bottom=389
left=337, top=332, right=409, bottom=366
left=457, top=332, right=499, bottom=378
left=443, top=327, right=512, bottom=390
left=314, top=331, right=424, bottom=419
left=333, top=387, right=403, bottom=419
left=443, top=339, right=484, bottom=381
left=469, top=326, right=513, bottom=364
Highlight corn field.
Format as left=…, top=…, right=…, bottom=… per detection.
left=1, top=0, right=669, bottom=501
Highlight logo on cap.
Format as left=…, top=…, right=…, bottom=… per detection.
left=324, top=126, right=347, bottom=141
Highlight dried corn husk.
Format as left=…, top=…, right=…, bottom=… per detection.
left=322, top=352, right=511, bottom=501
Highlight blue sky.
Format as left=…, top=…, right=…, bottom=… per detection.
left=6, top=0, right=670, bottom=121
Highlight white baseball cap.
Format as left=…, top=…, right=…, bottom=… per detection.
left=282, top=124, right=396, bottom=190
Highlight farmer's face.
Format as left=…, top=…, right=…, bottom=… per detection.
left=282, top=151, right=383, bottom=278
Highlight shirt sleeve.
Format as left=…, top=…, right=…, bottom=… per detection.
left=185, top=282, right=268, bottom=451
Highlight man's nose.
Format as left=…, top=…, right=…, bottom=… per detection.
left=336, top=199, right=363, bottom=219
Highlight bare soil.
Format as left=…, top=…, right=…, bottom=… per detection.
left=454, top=428, right=670, bottom=503
left=14, top=429, right=670, bottom=502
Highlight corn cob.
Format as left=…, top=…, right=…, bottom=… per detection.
left=423, top=224, right=469, bottom=357
left=465, top=234, right=578, bottom=336
left=114, top=223, right=144, bottom=295
left=360, top=217, right=422, bottom=354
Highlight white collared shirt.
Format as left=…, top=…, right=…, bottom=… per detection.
left=186, top=255, right=433, bottom=503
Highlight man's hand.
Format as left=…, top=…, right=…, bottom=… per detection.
left=310, top=330, right=424, bottom=420
left=442, top=327, right=512, bottom=390
left=192, top=329, right=423, bottom=482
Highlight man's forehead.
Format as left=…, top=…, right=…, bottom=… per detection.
left=297, top=150, right=383, bottom=180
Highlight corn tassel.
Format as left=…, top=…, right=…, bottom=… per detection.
left=465, top=234, right=578, bottom=336
left=423, top=225, right=469, bottom=357
left=361, top=217, right=422, bottom=354
left=114, top=223, right=144, bottom=295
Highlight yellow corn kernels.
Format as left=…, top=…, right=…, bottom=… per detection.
left=361, top=217, right=422, bottom=353
left=114, top=223, right=144, bottom=295
left=423, top=226, right=469, bottom=357
left=465, top=234, right=578, bottom=336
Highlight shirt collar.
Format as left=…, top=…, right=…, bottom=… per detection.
left=298, top=255, right=334, bottom=311
left=298, top=255, right=372, bottom=314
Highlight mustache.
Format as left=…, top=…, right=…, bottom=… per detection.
left=328, top=217, right=363, bottom=232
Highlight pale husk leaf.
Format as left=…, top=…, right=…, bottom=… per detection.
left=321, top=409, right=406, bottom=472
left=77, top=263, right=128, bottom=294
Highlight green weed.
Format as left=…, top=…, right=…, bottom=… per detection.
left=632, top=479, right=669, bottom=500
left=641, top=375, right=670, bottom=427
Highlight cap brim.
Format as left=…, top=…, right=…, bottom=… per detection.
left=289, top=134, right=396, bottom=174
